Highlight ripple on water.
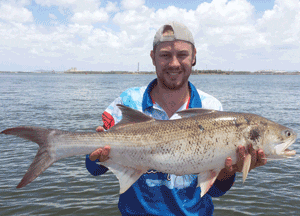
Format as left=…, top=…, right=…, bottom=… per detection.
left=1, top=74, right=299, bottom=215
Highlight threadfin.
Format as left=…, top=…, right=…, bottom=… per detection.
left=242, top=154, right=252, bottom=183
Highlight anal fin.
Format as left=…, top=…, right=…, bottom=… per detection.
left=197, top=169, right=220, bottom=197
left=242, top=154, right=251, bottom=183
left=99, top=160, right=147, bottom=194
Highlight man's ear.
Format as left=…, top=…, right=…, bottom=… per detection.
left=150, top=50, right=155, bottom=66
left=192, top=48, right=197, bottom=66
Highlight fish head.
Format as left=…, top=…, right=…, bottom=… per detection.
left=244, top=115, right=297, bottom=158
left=264, top=121, right=297, bottom=158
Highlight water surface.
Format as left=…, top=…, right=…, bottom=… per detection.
left=1, top=74, right=299, bottom=215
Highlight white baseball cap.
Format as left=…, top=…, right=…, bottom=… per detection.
left=153, top=21, right=195, bottom=48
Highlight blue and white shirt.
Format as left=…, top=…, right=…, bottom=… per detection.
left=86, top=79, right=235, bottom=216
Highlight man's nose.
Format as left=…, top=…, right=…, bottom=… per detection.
left=169, top=56, right=180, bottom=67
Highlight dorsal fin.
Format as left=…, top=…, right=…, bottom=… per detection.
left=176, top=108, right=218, bottom=118
left=110, top=104, right=155, bottom=130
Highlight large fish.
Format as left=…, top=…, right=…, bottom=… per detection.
left=1, top=105, right=297, bottom=197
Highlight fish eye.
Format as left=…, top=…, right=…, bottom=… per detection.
left=284, top=130, right=291, bottom=137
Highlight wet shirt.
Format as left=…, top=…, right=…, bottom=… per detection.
left=86, top=79, right=235, bottom=216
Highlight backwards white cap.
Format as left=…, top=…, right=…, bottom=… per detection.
left=153, top=21, right=195, bottom=48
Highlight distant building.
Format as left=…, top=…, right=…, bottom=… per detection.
left=256, top=70, right=287, bottom=73
left=66, top=67, right=78, bottom=72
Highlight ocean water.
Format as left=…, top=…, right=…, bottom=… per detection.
left=0, top=73, right=299, bottom=215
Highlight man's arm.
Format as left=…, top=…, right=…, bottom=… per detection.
left=86, top=155, right=109, bottom=176
left=86, top=95, right=124, bottom=176
left=208, top=144, right=267, bottom=197
left=85, top=126, right=111, bottom=176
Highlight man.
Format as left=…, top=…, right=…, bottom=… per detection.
left=86, top=21, right=267, bottom=215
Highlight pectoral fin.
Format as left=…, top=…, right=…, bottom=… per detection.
left=242, top=154, right=252, bottom=183
left=99, top=160, right=147, bottom=194
left=197, top=169, right=220, bottom=197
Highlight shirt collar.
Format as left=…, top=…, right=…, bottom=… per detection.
left=188, top=80, right=202, bottom=109
left=142, top=78, right=202, bottom=111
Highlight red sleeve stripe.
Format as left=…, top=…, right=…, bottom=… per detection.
left=102, top=111, right=115, bottom=130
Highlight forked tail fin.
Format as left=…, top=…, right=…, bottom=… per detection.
left=1, top=126, right=58, bottom=188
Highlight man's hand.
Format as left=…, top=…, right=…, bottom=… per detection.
left=217, top=144, right=267, bottom=181
left=96, top=126, right=105, bottom=132
left=89, top=126, right=111, bottom=162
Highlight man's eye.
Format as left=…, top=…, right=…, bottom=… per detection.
left=178, top=53, right=188, bottom=57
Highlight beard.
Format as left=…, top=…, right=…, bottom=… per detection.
left=157, top=66, right=191, bottom=90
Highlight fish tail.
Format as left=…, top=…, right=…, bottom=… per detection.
left=1, top=126, right=58, bottom=188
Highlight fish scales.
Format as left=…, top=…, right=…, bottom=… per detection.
left=1, top=104, right=297, bottom=197
left=75, top=111, right=281, bottom=175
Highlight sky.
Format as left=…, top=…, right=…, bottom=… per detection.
left=0, top=0, right=299, bottom=72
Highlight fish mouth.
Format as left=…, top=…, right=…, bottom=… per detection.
left=283, top=149, right=296, bottom=156
left=274, top=137, right=297, bottom=157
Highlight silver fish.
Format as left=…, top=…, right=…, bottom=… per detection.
left=1, top=105, right=297, bottom=197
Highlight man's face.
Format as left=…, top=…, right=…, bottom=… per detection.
left=151, top=40, right=196, bottom=90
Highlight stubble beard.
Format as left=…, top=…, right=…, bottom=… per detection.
left=158, top=67, right=190, bottom=91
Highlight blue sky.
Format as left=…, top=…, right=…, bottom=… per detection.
left=0, top=0, right=299, bottom=72
left=146, top=0, right=275, bottom=11
left=26, top=0, right=276, bottom=29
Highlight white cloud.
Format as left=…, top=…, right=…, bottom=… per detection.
left=106, top=1, right=119, bottom=12
left=71, top=9, right=109, bottom=24
left=0, top=3, right=33, bottom=23
left=49, top=13, right=57, bottom=19
left=35, top=0, right=101, bottom=13
left=113, top=6, right=150, bottom=25
left=153, top=6, right=195, bottom=25
left=256, top=0, right=300, bottom=45
left=1, top=0, right=300, bottom=72
left=121, top=0, right=145, bottom=10
left=36, top=0, right=113, bottom=24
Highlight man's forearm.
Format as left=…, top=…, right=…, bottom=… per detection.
left=207, top=173, right=235, bottom=197
left=85, top=155, right=109, bottom=176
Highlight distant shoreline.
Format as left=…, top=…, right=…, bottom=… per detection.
left=1, top=70, right=300, bottom=75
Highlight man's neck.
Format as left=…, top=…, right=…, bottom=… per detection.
left=150, top=82, right=190, bottom=118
